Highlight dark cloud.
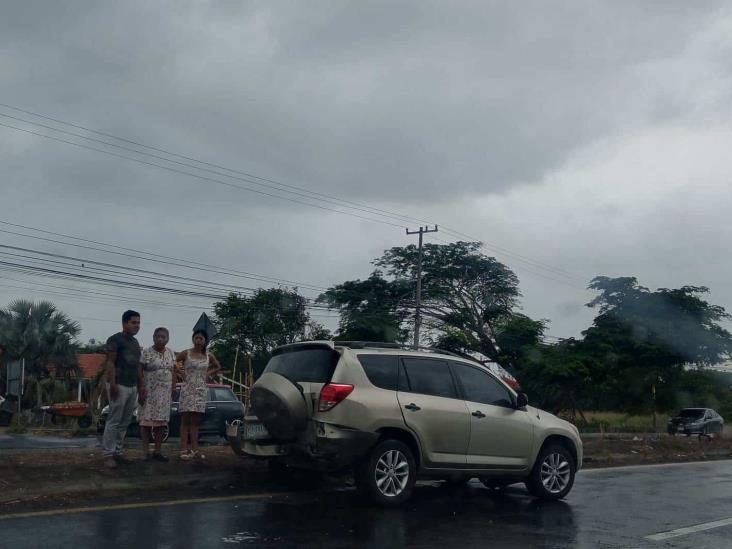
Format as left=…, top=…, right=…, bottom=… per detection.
left=1, top=2, right=731, bottom=347
left=2, top=1, right=724, bottom=203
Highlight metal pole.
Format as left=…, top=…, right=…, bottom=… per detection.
left=19, top=358, right=24, bottom=416
left=406, top=225, right=438, bottom=349
left=231, top=345, right=240, bottom=390
left=414, top=229, right=423, bottom=349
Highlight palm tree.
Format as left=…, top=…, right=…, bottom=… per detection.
left=0, top=300, right=81, bottom=408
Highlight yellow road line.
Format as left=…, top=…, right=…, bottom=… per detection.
left=0, top=491, right=294, bottom=521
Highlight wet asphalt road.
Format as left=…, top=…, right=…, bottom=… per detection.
left=3, top=460, right=732, bottom=548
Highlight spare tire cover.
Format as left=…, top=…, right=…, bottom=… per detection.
left=250, top=372, right=309, bottom=441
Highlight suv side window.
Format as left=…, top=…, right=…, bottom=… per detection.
left=357, top=354, right=408, bottom=391
left=451, top=362, right=513, bottom=408
left=401, top=357, right=457, bottom=399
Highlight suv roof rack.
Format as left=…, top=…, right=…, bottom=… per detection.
left=333, top=341, right=481, bottom=362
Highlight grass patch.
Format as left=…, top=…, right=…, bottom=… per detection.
left=71, top=427, right=97, bottom=438
left=7, top=415, right=28, bottom=434
left=564, top=411, right=670, bottom=433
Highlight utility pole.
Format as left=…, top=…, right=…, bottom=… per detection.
left=406, top=225, right=438, bottom=349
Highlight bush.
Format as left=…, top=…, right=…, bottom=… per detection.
left=567, top=411, right=669, bottom=433
left=7, top=414, right=27, bottom=434
left=71, top=427, right=97, bottom=437
left=717, top=390, right=732, bottom=422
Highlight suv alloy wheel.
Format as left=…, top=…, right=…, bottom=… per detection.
left=525, top=443, right=576, bottom=500
left=356, top=439, right=417, bottom=506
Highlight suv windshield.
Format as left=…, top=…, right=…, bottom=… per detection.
left=264, top=347, right=338, bottom=383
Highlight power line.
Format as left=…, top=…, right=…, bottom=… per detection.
left=0, top=279, right=211, bottom=312
left=0, top=259, right=227, bottom=300
left=422, top=232, right=586, bottom=290
left=0, top=111, right=424, bottom=228
left=437, top=227, right=587, bottom=282
left=0, top=245, right=261, bottom=296
left=0, top=119, right=586, bottom=287
left=0, top=103, right=437, bottom=227
left=0, top=222, right=326, bottom=292
left=0, top=104, right=590, bottom=285
left=0, top=275, right=338, bottom=317
left=0, top=120, right=405, bottom=229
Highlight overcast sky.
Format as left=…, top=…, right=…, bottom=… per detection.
left=2, top=1, right=732, bottom=351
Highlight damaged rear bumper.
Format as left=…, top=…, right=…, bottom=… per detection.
left=229, top=419, right=378, bottom=470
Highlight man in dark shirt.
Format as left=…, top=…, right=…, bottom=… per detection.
left=102, top=310, right=142, bottom=468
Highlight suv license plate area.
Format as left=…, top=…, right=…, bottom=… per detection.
left=244, top=422, right=269, bottom=440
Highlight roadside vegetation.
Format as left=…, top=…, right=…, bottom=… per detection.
left=2, top=241, right=732, bottom=431
left=564, top=412, right=671, bottom=434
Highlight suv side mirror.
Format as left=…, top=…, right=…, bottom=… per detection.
left=516, top=393, right=529, bottom=408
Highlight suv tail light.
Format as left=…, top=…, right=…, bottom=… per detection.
left=318, top=384, right=354, bottom=412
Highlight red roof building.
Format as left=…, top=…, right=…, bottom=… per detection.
left=77, top=354, right=106, bottom=380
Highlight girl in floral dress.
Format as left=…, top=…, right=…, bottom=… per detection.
left=138, top=327, right=175, bottom=462
left=177, top=330, right=221, bottom=459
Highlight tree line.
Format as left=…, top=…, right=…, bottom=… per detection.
left=2, top=241, right=732, bottom=419
left=213, top=241, right=732, bottom=419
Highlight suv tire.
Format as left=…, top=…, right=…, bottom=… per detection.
left=525, top=443, right=576, bottom=500
left=356, top=439, right=416, bottom=507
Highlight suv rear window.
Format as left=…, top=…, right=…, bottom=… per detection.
left=264, top=348, right=338, bottom=383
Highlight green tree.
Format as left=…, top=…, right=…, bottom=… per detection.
left=318, top=271, right=410, bottom=342
left=211, top=288, right=330, bottom=377
left=77, top=338, right=106, bottom=354
left=0, top=300, right=81, bottom=408
left=513, top=339, right=593, bottom=419
left=581, top=277, right=732, bottom=413
left=375, top=241, right=543, bottom=369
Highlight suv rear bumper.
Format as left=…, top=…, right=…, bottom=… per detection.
left=239, top=421, right=378, bottom=471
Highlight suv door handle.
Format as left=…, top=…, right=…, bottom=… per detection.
left=471, top=410, right=486, bottom=418
left=404, top=403, right=421, bottom=412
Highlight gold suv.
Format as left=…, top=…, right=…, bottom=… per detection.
left=239, top=341, right=582, bottom=506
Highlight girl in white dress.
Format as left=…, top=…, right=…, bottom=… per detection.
left=177, top=330, right=221, bottom=459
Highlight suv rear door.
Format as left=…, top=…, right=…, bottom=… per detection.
left=450, top=361, right=534, bottom=469
left=397, top=356, right=469, bottom=467
left=250, top=343, right=340, bottom=441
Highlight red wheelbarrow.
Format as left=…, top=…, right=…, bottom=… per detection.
left=41, top=402, right=93, bottom=428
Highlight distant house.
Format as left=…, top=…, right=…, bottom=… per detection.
left=46, top=354, right=106, bottom=403
left=77, top=354, right=106, bottom=380
left=47, top=354, right=106, bottom=380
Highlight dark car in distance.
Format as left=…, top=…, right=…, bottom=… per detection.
left=97, top=383, right=245, bottom=441
left=667, top=408, right=724, bottom=437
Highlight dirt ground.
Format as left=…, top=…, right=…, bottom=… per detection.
left=2, top=433, right=731, bottom=515
left=581, top=432, right=732, bottom=468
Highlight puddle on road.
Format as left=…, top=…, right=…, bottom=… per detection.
left=221, top=531, right=260, bottom=544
